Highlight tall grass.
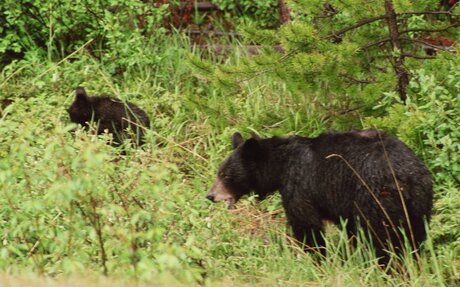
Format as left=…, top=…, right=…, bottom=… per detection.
left=0, top=32, right=458, bottom=286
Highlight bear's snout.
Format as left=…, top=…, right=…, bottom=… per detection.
left=206, top=192, right=215, bottom=202
left=207, top=179, right=236, bottom=209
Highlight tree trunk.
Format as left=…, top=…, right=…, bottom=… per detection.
left=384, top=0, right=409, bottom=103
left=278, top=0, right=291, bottom=24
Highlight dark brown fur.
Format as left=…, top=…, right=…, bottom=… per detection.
left=1, top=99, right=13, bottom=110
left=67, top=87, right=150, bottom=146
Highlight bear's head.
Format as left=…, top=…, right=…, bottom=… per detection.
left=207, top=132, right=271, bottom=209
left=67, top=87, right=93, bottom=125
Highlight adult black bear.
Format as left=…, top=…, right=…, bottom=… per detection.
left=67, top=87, right=150, bottom=146
left=207, top=129, right=433, bottom=265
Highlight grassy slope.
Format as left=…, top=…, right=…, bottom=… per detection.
left=0, top=34, right=459, bottom=286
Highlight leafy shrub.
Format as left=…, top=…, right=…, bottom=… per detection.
left=0, top=0, right=168, bottom=72
left=365, top=54, right=460, bottom=185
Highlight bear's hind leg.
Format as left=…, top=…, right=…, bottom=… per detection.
left=291, top=224, right=326, bottom=257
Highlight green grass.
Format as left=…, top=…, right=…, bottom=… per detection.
left=0, top=33, right=459, bottom=286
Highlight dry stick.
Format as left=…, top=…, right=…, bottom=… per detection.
left=354, top=202, right=401, bottom=274
left=353, top=203, right=388, bottom=258
left=67, top=202, right=75, bottom=255
left=325, top=154, right=403, bottom=246
left=382, top=218, right=402, bottom=271
left=278, top=228, right=327, bottom=260
left=131, top=196, right=145, bottom=210
left=110, top=175, right=131, bottom=217
left=90, top=197, right=108, bottom=276
left=75, top=200, right=108, bottom=275
left=20, top=236, right=42, bottom=273
left=26, top=211, right=63, bottom=257
left=27, top=240, right=41, bottom=257
left=108, top=174, right=141, bottom=275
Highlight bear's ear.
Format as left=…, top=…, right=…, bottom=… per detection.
left=75, top=87, right=88, bottom=101
left=231, top=132, right=244, bottom=149
left=241, top=138, right=264, bottom=161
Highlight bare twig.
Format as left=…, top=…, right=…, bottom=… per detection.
left=353, top=203, right=387, bottom=253
left=91, top=198, right=108, bottom=276
left=131, top=196, right=145, bottom=210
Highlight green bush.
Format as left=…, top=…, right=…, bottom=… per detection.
left=365, top=54, right=460, bottom=185
left=0, top=0, right=168, bottom=72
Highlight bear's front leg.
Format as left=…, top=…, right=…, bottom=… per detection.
left=283, top=201, right=326, bottom=257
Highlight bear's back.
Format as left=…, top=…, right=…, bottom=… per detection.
left=310, top=129, right=401, bottom=158
left=91, top=96, right=149, bottom=127
left=302, top=129, right=431, bottom=217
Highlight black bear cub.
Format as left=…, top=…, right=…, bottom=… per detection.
left=207, top=129, right=433, bottom=265
left=67, top=87, right=150, bottom=146
left=1, top=99, right=13, bottom=112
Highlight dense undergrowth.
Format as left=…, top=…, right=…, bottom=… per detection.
left=0, top=3, right=459, bottom=286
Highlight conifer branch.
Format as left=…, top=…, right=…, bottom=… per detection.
left=340, top=74, right=376, bottom=84
left=324, top=11, right=458, bottom=40
left=400, top=23, right=460, bottom=34
left=398, top=11, right=460, bottom=17
left=401, top=53, right=436, bottom=59
left=323, top=15, right=388, bottom=40
left=400, top=37, right=456, bottom=51
left=360, top=37, right=392, bottom=50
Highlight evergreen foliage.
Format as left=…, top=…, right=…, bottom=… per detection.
left=194, top=0, right=459, bottom=123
